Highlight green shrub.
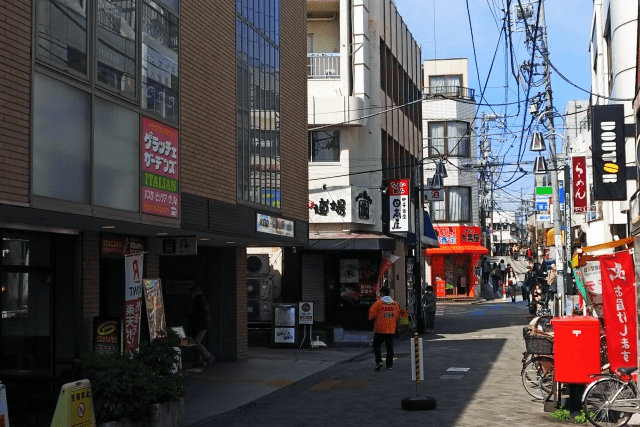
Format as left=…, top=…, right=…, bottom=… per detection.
left=551, top=408, right=570, bottom=421
left=573, top=410, right=592, bottom=424
left=80, top=329, right=187, bottom=423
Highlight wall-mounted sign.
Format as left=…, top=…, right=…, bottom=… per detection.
left=156, top=236, right=197, bottom=256
left=339, top=259, right=359, bottom=283
left=101, top=236, right=145, bottom=257
left=93, top=317, right=121, bottom=356
left=298, top=302, right=313, bottom=325
left=308, top=186, right=377, bottom=224
left=425, top=188, right=444, bottom=201
left=537, top=214, right=551, bottom=222
left=389, top=179, right=409, bottom=233
left=592, top=104, right=627, bottom=200
left=257, top=214, right=294, bottom=238
left=572, top=156, right=588, bottom=213
left=141, top=117, right=179, bottom=219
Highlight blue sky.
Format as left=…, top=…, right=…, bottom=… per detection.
left=394, top=0, right=593, bottom=211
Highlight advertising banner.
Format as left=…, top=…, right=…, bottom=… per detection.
left=572, top=156, right=588, bottom=213
left=591, top=105, right=626, bottom=200
left=388, top=179, right=409, bottom=233
left=583, top=261, right=603, bottom=317
left=375, top=254, right=400, bottom=295
left=142, top=279, right=166, bottom=341
left=141, top=117, right=179, bottom=218
left=124, top=253, right=144, bottom=353
left=600, top=252, right=638, bottom=371
left=93, top=317, right=121, bottom=356
left=0, top=382, right=8, bottom=427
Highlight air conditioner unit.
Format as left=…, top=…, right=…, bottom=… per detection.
left=247, top=278, right=261, bottom=299
left=247, top=299, right=273, bottom=322
left=247, top=254, right=270, bottom=274
left=258, top=277, right=273, bottom=300
left=248, top=277, right=273, bottom=300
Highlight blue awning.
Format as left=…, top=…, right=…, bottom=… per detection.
left=422, top=211, right=440, bottom=248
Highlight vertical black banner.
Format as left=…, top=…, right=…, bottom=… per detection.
left=591, top=105, right=627, bottom=200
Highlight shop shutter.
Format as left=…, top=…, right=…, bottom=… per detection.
left=302, top=254, right=325, bottom=322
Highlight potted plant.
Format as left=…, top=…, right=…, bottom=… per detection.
left=80, top=329, right=187, bottom=427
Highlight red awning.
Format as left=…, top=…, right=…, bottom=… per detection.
left=426, top=245, right=489, bottom=255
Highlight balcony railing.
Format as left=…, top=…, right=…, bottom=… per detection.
left=307, top=53, right=340, bottom=79
left=424, top=86, right=475, bottom=101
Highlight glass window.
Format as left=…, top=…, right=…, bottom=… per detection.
left=33, top=73, right=91, bottom=204
left=429, top=187, right=471, bottom=222
left=97, top=0, right=137, bottom=96
left=428, top=74, right=462, bottom=96
left=428, top=121, right=470, bottom=157
left=142, top=0, right=179, bottom=123
left=309, top=131, right=340, bottom=162
left=37, top=0, right=88, bottom=75
left=93, top=98, right=140, bottom=211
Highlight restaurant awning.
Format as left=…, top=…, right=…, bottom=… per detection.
left=421, top=211, right=440, bottom=248
left=426, top=245, right=489, bottom=255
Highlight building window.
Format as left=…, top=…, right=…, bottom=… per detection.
left=428, top=121, right=470, bottom=157
left=428, top=75, right=462, bottom=96
left=237, top=0, right=281, bottom=208
left=429, top=187, right=471, bottom=222
left=309, top=131, right=340, bottom=162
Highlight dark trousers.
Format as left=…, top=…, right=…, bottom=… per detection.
left=373, top=332, right=395, bottom=367
left=482, top=272, right=489, bottom=285
left=425, top=311, right=436, bottom=330
left=522, top=286, right=531, bottom=303
left=491, top=276, right=499, bottom=293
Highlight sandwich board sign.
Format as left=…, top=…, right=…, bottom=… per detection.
left=51, top=380, right=96, bottom=427
left=0, top=382, right=9, bottom=427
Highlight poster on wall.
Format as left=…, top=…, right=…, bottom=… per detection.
left=142, top=279, right=167, bottom=341
left=141, top=117, right=179, bottom=219
left=93, top=317, right=121, bottom=356
left=124, top=253, right=144, bottom=353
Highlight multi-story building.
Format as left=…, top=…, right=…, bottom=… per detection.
left=286, top=0, right=425, bottom=332
left=421, top=58, right=488, bottom=301
left=0, top=0, right=309, bottom=390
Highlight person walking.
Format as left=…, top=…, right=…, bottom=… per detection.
left=506, top=265, right=518, bottom=302
left=522, top=265, right=536, bottom=304
left=187, top=286, right=214, bottom=367
left=422, top=285, right=437, bottom=333
left=490, top=262, right=501, bottom=294
left=499, top=259, right=507, bottom=285
left=369, top=286, right=400, bottom=371
left=481, top=256, right=491, bottom=286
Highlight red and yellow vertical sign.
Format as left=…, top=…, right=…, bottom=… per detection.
left=124, top=253, right=144, bottom=354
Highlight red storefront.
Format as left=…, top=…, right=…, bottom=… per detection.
left=426, top=226, right=489, bottom=299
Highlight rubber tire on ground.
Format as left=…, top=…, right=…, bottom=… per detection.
left=401, top=396, right=436, bottom=411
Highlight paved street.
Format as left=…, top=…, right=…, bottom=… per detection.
left=184, top=297, right=635, bottom=427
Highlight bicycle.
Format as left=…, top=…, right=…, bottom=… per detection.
left=582, top=366, right=639, bottom=427
left=521, top=329, right=555, bottom=400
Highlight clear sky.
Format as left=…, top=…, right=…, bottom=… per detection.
left=394, top=0, right=593, bottom=213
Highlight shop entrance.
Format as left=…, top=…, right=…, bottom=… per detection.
left=443, top=255, right=471, bottom=297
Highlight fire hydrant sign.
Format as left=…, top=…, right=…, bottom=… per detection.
left=51, top=380, right=96, bottom=427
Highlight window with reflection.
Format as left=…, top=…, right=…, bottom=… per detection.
left=236, top=0, right=281, bottom=208
left=97, top=0, right=137, bottom=95
left=309, top=131, right=340, bottom=162
left=428, top=121, right=470, bottom=157
left=428, top=187, right=471, bottom=222
left=37, top=0, right=88, bottom=74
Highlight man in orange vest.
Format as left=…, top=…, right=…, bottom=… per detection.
left=369, top=286, right=400, bottom=371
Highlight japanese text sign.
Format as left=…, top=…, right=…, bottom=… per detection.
left=600, top=252, right=637, bottom=372
left=124, top=253, right=144, bottom=354
left=51, top=380, right=96, bottom=427
left=141, top=117, right=179, bottom=219
left=389, top=179, right=409, bottom=233
left=572, top=156, right=588, bottom=213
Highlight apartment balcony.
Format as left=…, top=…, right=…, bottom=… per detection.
left=307, top=53, right=340, bottom=79
left=424, top=86, right=475, bottom=101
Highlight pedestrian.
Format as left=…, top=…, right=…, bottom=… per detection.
left=499, top=259, right=507, bottom=284
left=526, top=247, right=532, bottom=262
left=490, top=262, right=501, bottom=293
left=422, top=285, right=437, bottom=333
left=481, top=256, right=491, bottom=286
left=506, top=265, right=518, bottom=302
left=187, top=286, right=214, bottom=367
left=522, top=265, right=536, bottom=304
left=369, top=286, right=400, bottom=371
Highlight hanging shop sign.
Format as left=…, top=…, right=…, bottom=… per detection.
left=256, top=214, right=295, bottom=237
left=572, top=156, right=588, bottom=213
left=582, top=261, right=603, bottom=318
left=141, top=117, right=180, bottom=219
left=592, top=104, right=627, bottom=201
left=425, top=188, right=444, bottom=201
left=388, top=179, right=410, bottom=233
left=142, top=279, right=166, bottom=341
left=93, top=317, right=121, bottom=356
left=124, top=253, right=144, bottom=353
left=101, top=236, right=145, bottom=257
left=600, top=252, right=638, bottom=371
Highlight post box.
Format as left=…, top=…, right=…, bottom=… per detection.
left=552, top=316, right=601, bottom=383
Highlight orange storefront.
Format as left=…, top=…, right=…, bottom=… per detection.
left=426, top=226, right=489, bottom=299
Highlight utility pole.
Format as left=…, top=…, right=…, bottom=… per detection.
left=414, top=161, right=424, bottom=334
left=538, top=0, right=566, bottom=315
left=480, top=113, right=497, bottom=250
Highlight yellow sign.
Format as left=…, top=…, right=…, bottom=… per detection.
left=51, top=380, right=96, bottom=427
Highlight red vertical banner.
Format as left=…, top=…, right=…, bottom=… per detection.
left=124, top=253, right=144, bottom=353
left=572, top=156, right=588, bottom=214
left=600, top=252, right=637, bottom=371
left=375, top=254, right=400, bottom=296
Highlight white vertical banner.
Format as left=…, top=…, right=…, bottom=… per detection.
left=124, top=253, right=144, bottom=353
left=389, top=179, right=410, bottom=233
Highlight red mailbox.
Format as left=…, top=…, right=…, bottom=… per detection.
left=552, top=316, right=601, bottom=384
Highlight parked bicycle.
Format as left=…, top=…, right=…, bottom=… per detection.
left=583, top=366, right=639, bottom=427
left=521, top=316, right=554, bottom=400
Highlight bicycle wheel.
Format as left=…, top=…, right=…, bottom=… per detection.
left=521, top=356, right=553, bottom=400
left=584, top=377, right=635, bottom=427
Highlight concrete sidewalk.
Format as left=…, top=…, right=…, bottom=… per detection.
left=181, top=346, right=370, bottom=426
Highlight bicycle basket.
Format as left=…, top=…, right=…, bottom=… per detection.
left=524, top=336, right=554, bottom=355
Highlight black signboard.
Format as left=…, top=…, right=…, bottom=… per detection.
left=592, top=105, right=627, bottom=200
left=93, top=317, right=122, bottom=355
